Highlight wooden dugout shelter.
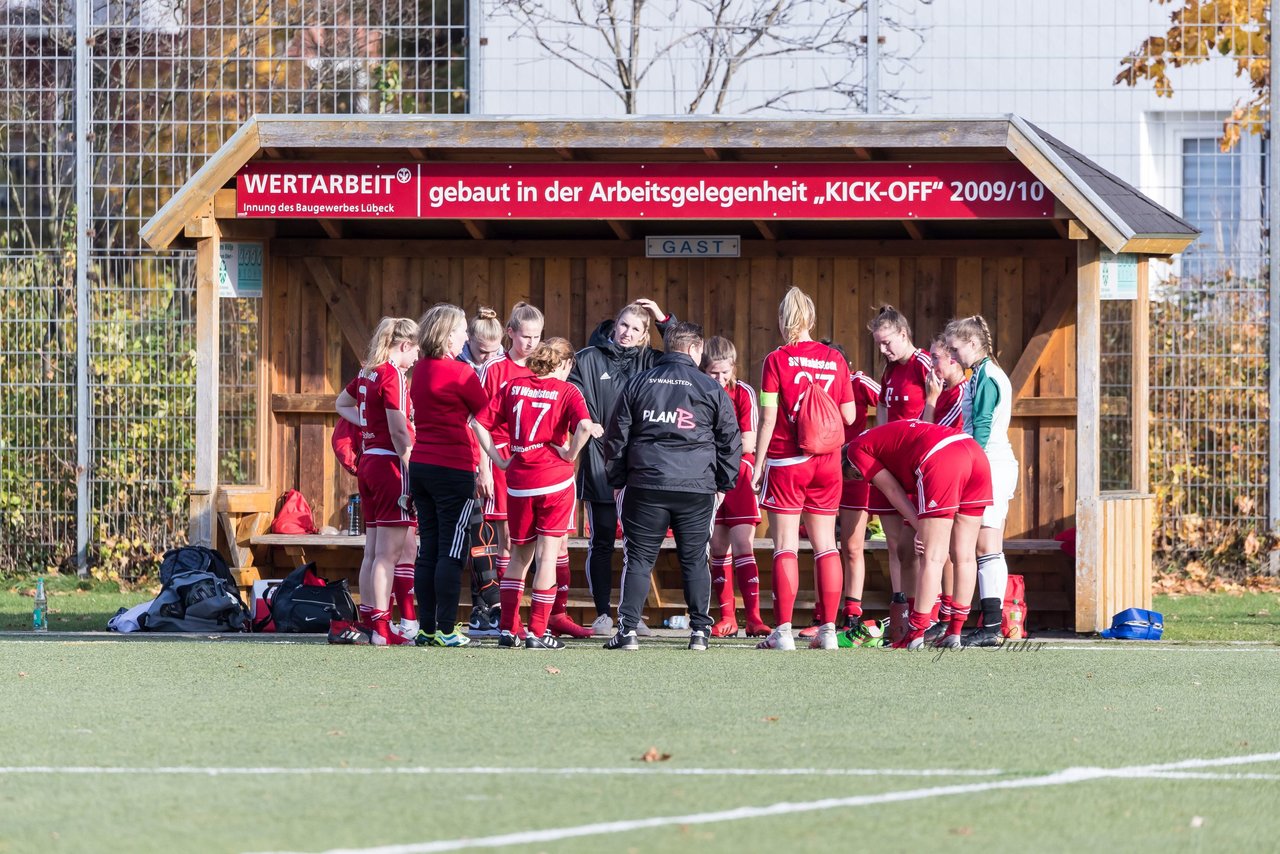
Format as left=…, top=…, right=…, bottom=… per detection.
left=142, top=115, right=1196, bottom=634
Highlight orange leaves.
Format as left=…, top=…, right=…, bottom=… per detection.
left=639, top=747, right=672, bottom=763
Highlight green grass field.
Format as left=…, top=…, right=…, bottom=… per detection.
left=2, top=632, right=1279, bottom=853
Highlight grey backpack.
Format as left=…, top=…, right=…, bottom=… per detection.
left=144, top=546, right=248, bottom=632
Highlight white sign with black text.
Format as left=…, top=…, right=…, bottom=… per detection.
left=645, top=236, right=741, bottom=258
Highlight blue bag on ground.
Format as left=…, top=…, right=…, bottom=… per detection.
left=143, top=546, right=249, bottom=632
left=1098, top=607, right=1163, bottom=640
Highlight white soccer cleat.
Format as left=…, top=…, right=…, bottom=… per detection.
left=635, top=619, right=654, bottom=637
left=395, top=619, right=420, bottom=641
left=756, top=626, right=796, bottom=651
left=590, top=614, right=614, bottom=637
left=809, top=622, right=838, bottom=650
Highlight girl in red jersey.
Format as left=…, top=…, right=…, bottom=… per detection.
left=922, top=332, right=968, bottom=641
left=836, top=366, right=882, bottom=642
left=751, top=287, right=858, bottom=651
left=701, top=336, right=768, bottom=638
left=844, top=420, right=991, bottom=648
left=408, top=303, right=503, bottom=647
left=333, top=317, right=420, bottom=645
left=868, top=305, right=933, bottom=642
left=458, top=307, right=505, bottom=636
left=480, top=338, right=600, bottom=649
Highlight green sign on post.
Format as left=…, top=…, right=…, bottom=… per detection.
left=218, top=242, right=264, bottom=298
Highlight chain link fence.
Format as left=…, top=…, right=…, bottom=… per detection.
left=0, top=0, right=1271, bottom=577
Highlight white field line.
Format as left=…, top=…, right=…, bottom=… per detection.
left=249, top=751, right=1280, bottom=854
left=0, top=764, right=1002, bottom=779
left=1130, top=771, right=1280, bottom=782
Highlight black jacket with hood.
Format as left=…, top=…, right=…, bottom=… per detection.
left=603, top=352, right=743, bottom=495
left=569, top=313, right=675, bottom=503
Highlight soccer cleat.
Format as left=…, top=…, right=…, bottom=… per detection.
left=710, top=617, right=739, bottom=638
left=890, top=633, right=926, bottom=650
left=688, top=630, right=709, bottom=651
left=413, top=629, right=436, bottom=647
left=327, top=622, right=371, bottom=645
left=548, top=613, right=593, bottom=639
left=797, top=622, right=820, bottom=640
left=744, top=619, right=773, bottom=638
left=497, top=630, right=522, bottom=649
left=395, top=619, right=420, bottom=641
left=603, top=629, right=639, bottom=651
left=840, top=619, right=887, bottom=648
left=961, top=626, right=1005, bottom=648
left=433, top=626, right=472, bottom=647
left=590, top=614, right=614, bottom=637
left=755, top=627, right=796, bottom=651
left=635, top=619, right=654, bottom=637
left=809, top=622, right=839, bottom=650
left=936, top=633, right=962, bottom=649
left=922, top=620, right=948, bottom=646
left=525, top=631, right=566, bottom=650
left=468, top=604, right=501, bottom=638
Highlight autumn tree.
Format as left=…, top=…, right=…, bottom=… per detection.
left=491, top=0, right=930, bottom=115
left=1115, top=0, right=1269, bottom=151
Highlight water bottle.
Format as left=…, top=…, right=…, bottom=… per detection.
left=32, top=578, right=48, bottom=633
left=667, top=614, right=689, bottom=630
left=346, top=494, right=362, bottom=535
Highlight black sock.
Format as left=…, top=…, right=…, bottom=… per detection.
left=980, top=597, right=1003, bottom=630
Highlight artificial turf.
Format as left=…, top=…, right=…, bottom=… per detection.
left=2, top=636, right=1278, bottom=853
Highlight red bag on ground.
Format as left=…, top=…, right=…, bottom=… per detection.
left=1002, top=574, right=1027, bottom=639
left=271, top=489, right=319, bottom=535
left=332, top=419, right=362, bottom=477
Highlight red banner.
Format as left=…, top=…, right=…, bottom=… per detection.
left=236, top=162, right=1054, bottom=220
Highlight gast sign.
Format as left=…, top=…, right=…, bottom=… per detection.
left=236, top=162, right=1056, bottom=221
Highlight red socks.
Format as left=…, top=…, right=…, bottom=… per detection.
left=948, top=603, right=971, bottom=637
left=495, top=556, right=510, bottom=580
left=393, top=563, right=416, bottom=621
left=938, top=593, right=954, bottom=621
left=356, top=604, right=375, bottom=631
left=892, top=609, right=933, bottom=648
left=929, top=597, right=941, bottom=622
left=842, top=597, right=863, bottom=620
left=711, top=555, right=734, bottom=617
left=499, top=577, right=525, bottom=634
left=814, top=549, right=842, bottom=626
left=772, top=550, right=799, bottom=627
left=553, top=554, right=571, bottom=615
left=529, top=587, right=556, bottom=638
left=734, top=556, right=764, bottom=625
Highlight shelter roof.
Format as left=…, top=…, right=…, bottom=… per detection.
left=142, top=115, right=1198, bottom=255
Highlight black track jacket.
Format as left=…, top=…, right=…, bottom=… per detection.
left=603, top=352, right=742, bottom=495
left=568, top=315, right=675, bottom=503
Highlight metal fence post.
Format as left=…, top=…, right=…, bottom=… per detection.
left=866, top=0, right=879, bottom=114
left=73, top=0, right=92, bottom=577
left=1271, top=0, right=1280, bottom=574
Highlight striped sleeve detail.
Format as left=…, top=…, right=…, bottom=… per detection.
left=912, top=349, right=934, bottom=372
left=740, top=381, right=759, bottom=432
left=936, top=396, right=963, bottom=427
left=852, top=371, right=881, bottom=403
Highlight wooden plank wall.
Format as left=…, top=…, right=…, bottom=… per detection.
left=266, top=244, right=1079, bottom=544
left=1098, top=494, right=1155, bottom=617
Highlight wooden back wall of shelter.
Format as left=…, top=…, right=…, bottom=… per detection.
left=265, top=241, right=1078, bottom=542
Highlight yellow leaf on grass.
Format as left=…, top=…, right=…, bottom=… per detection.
left=640, top=747, right=672, bottom=763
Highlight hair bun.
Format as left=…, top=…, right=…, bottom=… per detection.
left=477, top=306, right=497, bottom=319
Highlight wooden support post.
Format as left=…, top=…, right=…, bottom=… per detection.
left=1133, top=258, right=1150, bottom=494
left=190, top=220, right=222, bottom=546
left=1075, top=239, right=1102, bottom=632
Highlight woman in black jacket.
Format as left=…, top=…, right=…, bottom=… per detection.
left=568, top=297, right=674, bottom=636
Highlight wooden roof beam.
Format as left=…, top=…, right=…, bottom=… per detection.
left=607, top=220, right=634, bottom=240
left=462, top=219, right=491, bottom=240
left=1009, top=282, right=1077, bottom=399
left=853, top=146, right=873, bottom=160
left=754, top=220, right=780, bottom=241
left=302, top=256, right=370, bottom=361
left=901, top=220, right=925, bottom=240
left=318, top=219, right=343, bottom=240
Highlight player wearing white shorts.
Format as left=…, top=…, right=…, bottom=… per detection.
left=946, top=315, right=1019, bottom=648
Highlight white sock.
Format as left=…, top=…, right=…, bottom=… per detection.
left=977, top=552, right=1009, bottom=602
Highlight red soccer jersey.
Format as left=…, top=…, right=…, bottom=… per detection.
left=846, top=420, right=965, bottom=488
left=760, top=340, right=854, bottom=459
left=408, top=356, right=490, bottom=472
left=880, top=349, right=933, bottom=422
left=728, top=381, right=759, bottom=463
left=932, top=379, right=966, bottom=430
left=344, top=362, right=413, bottom=455
left=480, top=353, right=535, bottom=447
left=482, top=376, right=590, bottom=493
left=844, top=370, right=882, bottom=441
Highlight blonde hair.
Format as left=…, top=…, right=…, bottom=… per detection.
left=364, top=317, right=419, bottom=369
left=506, top=302, right=545, bottom=335
left=469, top=306, right=502, bottom=343
left=614, top=303, right=652, bottom=333
left=700, top=335, right=739, bottom=389
left=417, top=303, right=466, bottom=358
left=944, top=315, right=997, bottom=365
left=867, top=304, right=913, bottom=341
left=526, top=337, right=575, bottom=377
left=778, top=287, right=816, bottom=344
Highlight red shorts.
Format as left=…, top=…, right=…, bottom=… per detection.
left=915, top=436, right=993, bottom=519
left=507, top=480, right=577, bottom=545
left=483, top=447, right=511, bottom=521
left=866, top=485, right=918, bottom=516
left=759, top=452, right=840, bottom=517
left=839, top=478, right=871, bottom=512
left=357, top=453, right=414, bottom=528
left=716, top=458, right=761, bottom=527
